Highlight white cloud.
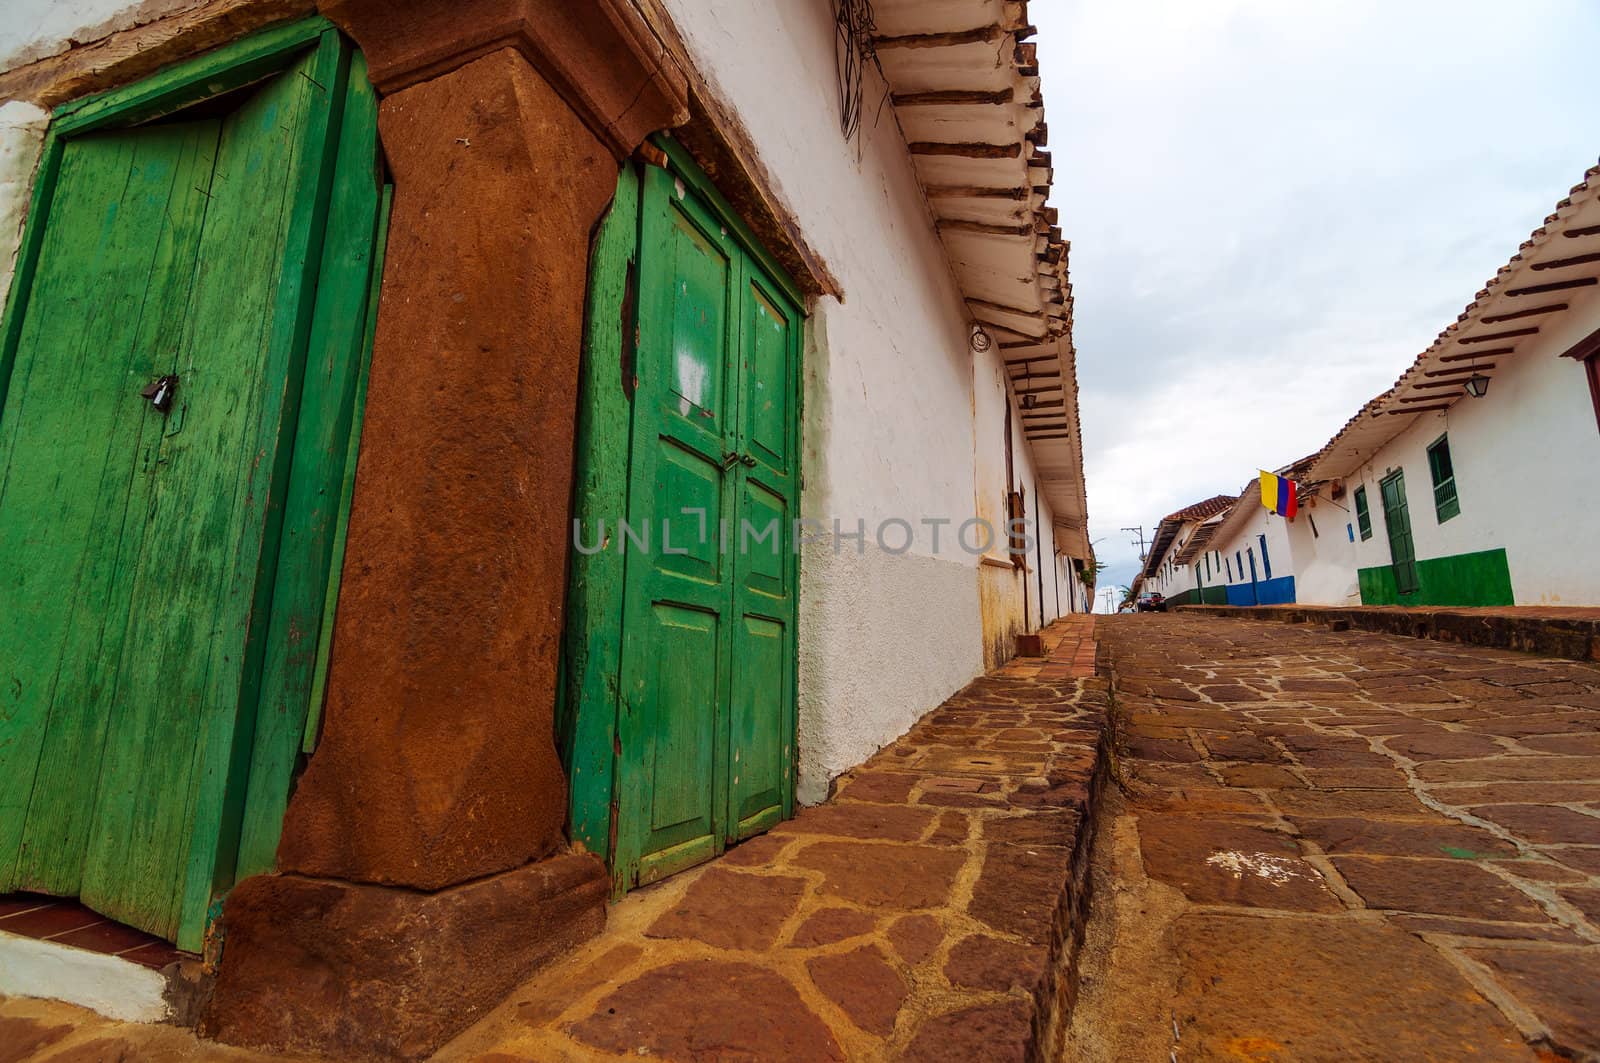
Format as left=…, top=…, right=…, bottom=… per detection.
left=1034, top=0, right=1600, bottom=607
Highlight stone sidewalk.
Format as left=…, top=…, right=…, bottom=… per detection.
left=1180, top=603, right=1600, bottom=663
left=0, top=615, right=1109, bottom=1062
left=433, top=614, right=1107, bottom=1062
left=1066, top=613, right=1600, bottom=1062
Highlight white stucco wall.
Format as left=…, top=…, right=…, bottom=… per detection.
left=0, top=0, right=201, bottom=72
left=1143, top=520, right=1205, bottom=601
left=1346, top=293, right=1600, bottom=605
left=1207, top=503, right=1295, bottom=593
left=660, top=0, right=1000, bottom=802
left=0, top=101, right=50, bottom=311
left=1284, top=496, right=1361, bottom=605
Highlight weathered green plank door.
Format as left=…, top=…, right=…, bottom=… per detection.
left=611, top=157, right=801, bottom=888
left=1380, top=470, right=1421, bottom=596
left=0, top=35, right=368, bottom=946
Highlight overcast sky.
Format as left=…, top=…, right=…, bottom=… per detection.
left=1031, top=0, right=1600, bottom=610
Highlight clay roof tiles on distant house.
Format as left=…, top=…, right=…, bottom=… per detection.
left=1137, top=492, right=1240, bottom=581
left=1162, top=493, right=1237, bottom=524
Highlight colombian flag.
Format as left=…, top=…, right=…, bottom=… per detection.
left=1260, top=470, right=1299, bottom=520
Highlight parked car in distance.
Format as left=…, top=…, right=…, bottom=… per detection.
left=1137, top=593, right=1167, bottom=612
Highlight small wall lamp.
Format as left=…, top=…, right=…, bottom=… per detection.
left=1462, top=373, right=1490, bottom=398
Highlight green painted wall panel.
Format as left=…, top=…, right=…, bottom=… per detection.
left=1358, top=547, right=1514, bottom=607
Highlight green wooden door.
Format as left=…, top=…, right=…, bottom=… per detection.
left=0, top=26, right=381, bottom=948
left=727, top=254, right=799, bottom=843
left=612, top=158, right=800, bottom=889
left=1379, top=470, right=1421, bottom=596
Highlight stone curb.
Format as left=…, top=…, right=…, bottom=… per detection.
left=1026, top=679, right=1114, bottom=1060
left=1175, top=604, right=1600, bottom=663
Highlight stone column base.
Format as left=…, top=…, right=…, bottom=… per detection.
left=202, top=853, right=607, bottom=1061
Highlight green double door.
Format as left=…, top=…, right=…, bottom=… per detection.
left=612, top=159, right=802, bottom=888
left=1379, top=470, right=1421, bottom=596
left=0, top=26, right=381, bottom=948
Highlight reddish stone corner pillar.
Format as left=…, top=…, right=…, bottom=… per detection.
left=280, top=44, right=614, bottom=888
left=206, top=3, right=686, bottom=1059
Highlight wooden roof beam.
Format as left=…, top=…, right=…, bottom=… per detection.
left=969, top=295, right=1042, bottom=317
left=1382, top=404, right=1453, bottom=415
left=925, top=184, right=1029, bottom=200
left=910, top=141, right=1021, bottom=159
left=1457, top=327, right=1537, bottom=344
left=1481, top=302, right=1568, bottom=323
left=891, top=88, right=1014, bottom=106
left=875, top=25, right=1006, bottom=49
left=1438, top=347, right=1514, bottom=364
left=1531, top=250, right=1600, bottom=271
left=1505, top=276, right=1597, bottom=296
left=937, top=219, right=1032, bottom=236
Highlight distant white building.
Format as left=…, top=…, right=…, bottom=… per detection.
left=1185, top=162, right=1600, bottom=610
left=1130, top=494, right=1235, bottom=606
left=1305, top=162, right=1600, bottom=607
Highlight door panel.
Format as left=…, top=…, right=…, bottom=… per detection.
left=744, top=284, right=793, bottom=475
left=644, top=604, right=721, bottom=840
left=617, top=166, right=737, bottom=885
left=729, top=614, right=787, bottom=835
left=77, top=55, right=323, bottom=938
left=0, top=34, right=371, bottom=947
left=613, top=159, right=801, bottom=887
left=727, top=273, right=797, bottom=839
left=1380, top=471, right=1420, bottom=596
left=0, top=121, right=220, bottom=899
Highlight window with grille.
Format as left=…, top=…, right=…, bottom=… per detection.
left=1355, top=485, right=1372, bottom=540
left=1427, top=434, right=1459, bottom=523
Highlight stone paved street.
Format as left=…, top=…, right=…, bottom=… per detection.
left=1066, top=613, right=1600, bottom=1062
left=10, top=612, right=1600, bottom=1061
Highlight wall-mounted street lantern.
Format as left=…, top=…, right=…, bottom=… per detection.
left=1463, top=373, right=1490, bottom=398
left=1021, top=393, right=1037, bottom=409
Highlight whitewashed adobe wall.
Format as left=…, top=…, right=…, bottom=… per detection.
left=1, top=0, right=201, bottom=71
left=660, top=0, right=996, bottom=801
left=0, top=102, right=50, bottom=311
left=1145, top=522, right=1200, bottom=600
left=1345, top=291, right=1600, bottom=605
left=1283, top=497, right=1361, bottom=605
left=1207, top=502, right=1293, bottom=590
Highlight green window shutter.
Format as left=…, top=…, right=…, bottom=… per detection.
left=1427, top=434, right=1459, bottom=522
left=1355, top=485, right=1373, bottom=540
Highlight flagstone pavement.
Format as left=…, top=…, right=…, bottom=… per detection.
left=1065, top=613, right=1600, bottom=1063
left=11, top=610, right=1600, bottom=1061
left=0, top=615, right=1109, bottom=1063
